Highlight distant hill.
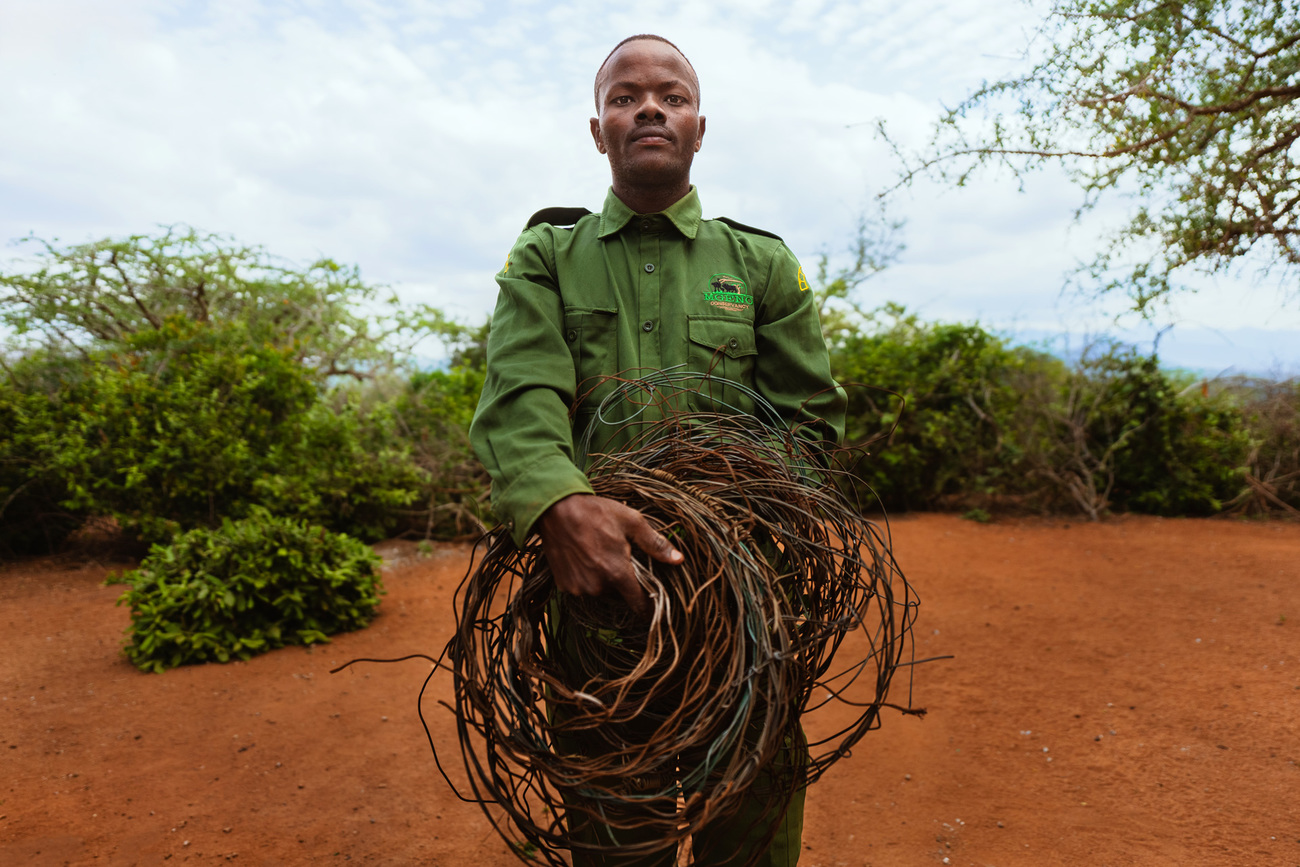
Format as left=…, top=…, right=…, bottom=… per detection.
left=1006, top=325, right=1300, bottom=379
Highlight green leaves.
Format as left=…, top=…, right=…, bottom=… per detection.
left=117, top=512, right=383, bottom=673
left=0, top=226, right=492, bottom=670
left=0, top=317, right=430, bottom=553
left=0, top=374, right=84, bottom=554
left=833, top=306, right=1039, bottom=511
left=831, top=308, right=1254, bottom=518
left=389, top=363, right=494, bottom=537
left=0, top=227, right=496, bottom=554
left=1021, top=343, right=1250, bottom=518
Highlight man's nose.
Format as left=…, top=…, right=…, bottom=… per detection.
left=634, top=94, right=667, bottom=121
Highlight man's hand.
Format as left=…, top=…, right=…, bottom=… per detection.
left=537, top=493, right=683, bottom=617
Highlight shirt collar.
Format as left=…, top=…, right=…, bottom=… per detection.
left=597, top=186, right=702, bottom=240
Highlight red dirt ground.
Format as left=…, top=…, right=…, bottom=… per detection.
left=2, top=514, right=1297, bottom=867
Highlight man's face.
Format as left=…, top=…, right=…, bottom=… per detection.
left=590, top=40, right=705, bottom=195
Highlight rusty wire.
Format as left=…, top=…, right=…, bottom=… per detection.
left=434, top=371, right=920, bottom=866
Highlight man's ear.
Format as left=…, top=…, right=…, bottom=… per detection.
left=695, top=116, right=706, bottom=152
left=590, top=117, right=607, bottom=154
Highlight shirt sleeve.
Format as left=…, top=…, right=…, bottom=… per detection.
left=469, top=229, right=594, bottom=546
left=753, top=244, right=847, bottom=451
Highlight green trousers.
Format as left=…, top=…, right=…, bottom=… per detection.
left=566, top=784, right=804, bottom=867
left=549, top=598, right=805, bottom=866
left=562, top=732, right=806, bottom=867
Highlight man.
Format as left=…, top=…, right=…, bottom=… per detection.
left=470, top=34, right=845, bottom=867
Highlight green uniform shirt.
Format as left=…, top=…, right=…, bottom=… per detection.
left=471, top=186, right=846, bottom=546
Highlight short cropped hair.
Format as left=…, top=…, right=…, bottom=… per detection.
left=593, top=34, right=700, bottom=111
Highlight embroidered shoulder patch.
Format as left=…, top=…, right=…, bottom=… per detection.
left=703, top=273, right=753, bottom=312
left=797, top=266, right=810, bottom=292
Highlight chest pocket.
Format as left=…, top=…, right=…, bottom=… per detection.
left=563, top=306, right=619, bottom=410
left=687, top=315, right=758, bottom=415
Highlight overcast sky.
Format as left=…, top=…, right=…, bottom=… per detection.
left=2, top=0, right=1297, bottom=374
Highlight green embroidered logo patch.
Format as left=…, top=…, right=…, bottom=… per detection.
left=704, top=273, right=752, bottom=312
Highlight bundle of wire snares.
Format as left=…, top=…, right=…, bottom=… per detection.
left=437, top=371, right=919, bottom=866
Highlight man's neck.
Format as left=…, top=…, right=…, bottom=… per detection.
left=611, top=180, right=691, bottom=215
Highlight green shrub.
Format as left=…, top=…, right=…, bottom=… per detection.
left=0, top=372, right=84, bottom=554
left=1, top=318, right=426, bottom=547
left=1019, top=344, right=1249, bottom=519
left=831, top=305, right=1044, bottom=511
left=117, top=512, right=383, bottom=672
left=0, top=226, right=444, bottom=552
left=1106, top=358, right=1248, bottom=515
left=45, top=318, right=318, bottom=543
left=1220, top=377, right=1300, bottom=514
left=391, top=364, right=493, bottom=537
left=828, top=309, right=1250, bottom=520
left=253, top=394, right=427, bottom=542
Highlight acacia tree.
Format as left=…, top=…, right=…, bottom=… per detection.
left=0, top=225, right=427, bottom=378
left=891, top=0, right=1300, bottom=311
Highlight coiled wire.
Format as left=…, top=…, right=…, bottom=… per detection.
left=439, top=372, right=919, bottom=866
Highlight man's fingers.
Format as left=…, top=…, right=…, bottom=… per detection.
left=612, top=567, right=650, bottom=618
left=538, top=494, right=680, bottom=616
left=630, top=519, right=683, bottom=565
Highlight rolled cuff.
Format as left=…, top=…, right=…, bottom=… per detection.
left=494, top=452, right=595, bottom=547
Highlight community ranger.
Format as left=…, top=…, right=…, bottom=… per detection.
left=470, top=34, right=845, bottom=867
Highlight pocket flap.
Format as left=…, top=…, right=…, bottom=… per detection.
left=562, top=307, right=618, bottom=343
left=688, top=316, right=756, bottom=359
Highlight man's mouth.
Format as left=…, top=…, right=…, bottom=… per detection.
left=631, top=128, right=672, bottom=144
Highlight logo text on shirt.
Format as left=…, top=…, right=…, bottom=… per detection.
left=704, top=274, right=752, bottom=312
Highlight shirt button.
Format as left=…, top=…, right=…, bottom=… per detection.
left=644, top=263, right=655, bottom=273
left=566, top=329, right=577, bottom=342
left=728, top=337, right=739, bottom=349
left=642, top=320, right=654, bottom=333
left=639, top=219, right=654, bottom=231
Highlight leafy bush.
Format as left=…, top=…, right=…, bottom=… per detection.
left=0, top=370, right=84, bottom=554
left=0, top=227, right=448, bottom=551
left=1221, top=377, right=1300, bottom=515
left=1106, top=359, right=1248, bottom=516
left=47, top=319, right=318, bottom=543
left=117, top=512, right=383, bottom=673
left=0, top=318, right=427, bottom=547
left=831, top=304, right=1044, bottom=511
left=828, top=309, right=1251, bottom=520
left=1018, top=344, right=1249, bottom=519
left=391, top=364, right=493, bottom=537
left=253, top=395, right=428, bottom=541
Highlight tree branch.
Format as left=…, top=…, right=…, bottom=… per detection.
left=108, top=250, right=162, bottom=330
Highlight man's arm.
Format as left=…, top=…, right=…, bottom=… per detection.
left=754, top=244, right=847, bottom=450
left=469, top=228, right=680, bottom=613
left=469, top=227, right=592, bottom=543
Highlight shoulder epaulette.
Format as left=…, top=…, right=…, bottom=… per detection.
left=526, top=207, right=593, bottom=230
left=715, top=216, right=783, bottom=242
